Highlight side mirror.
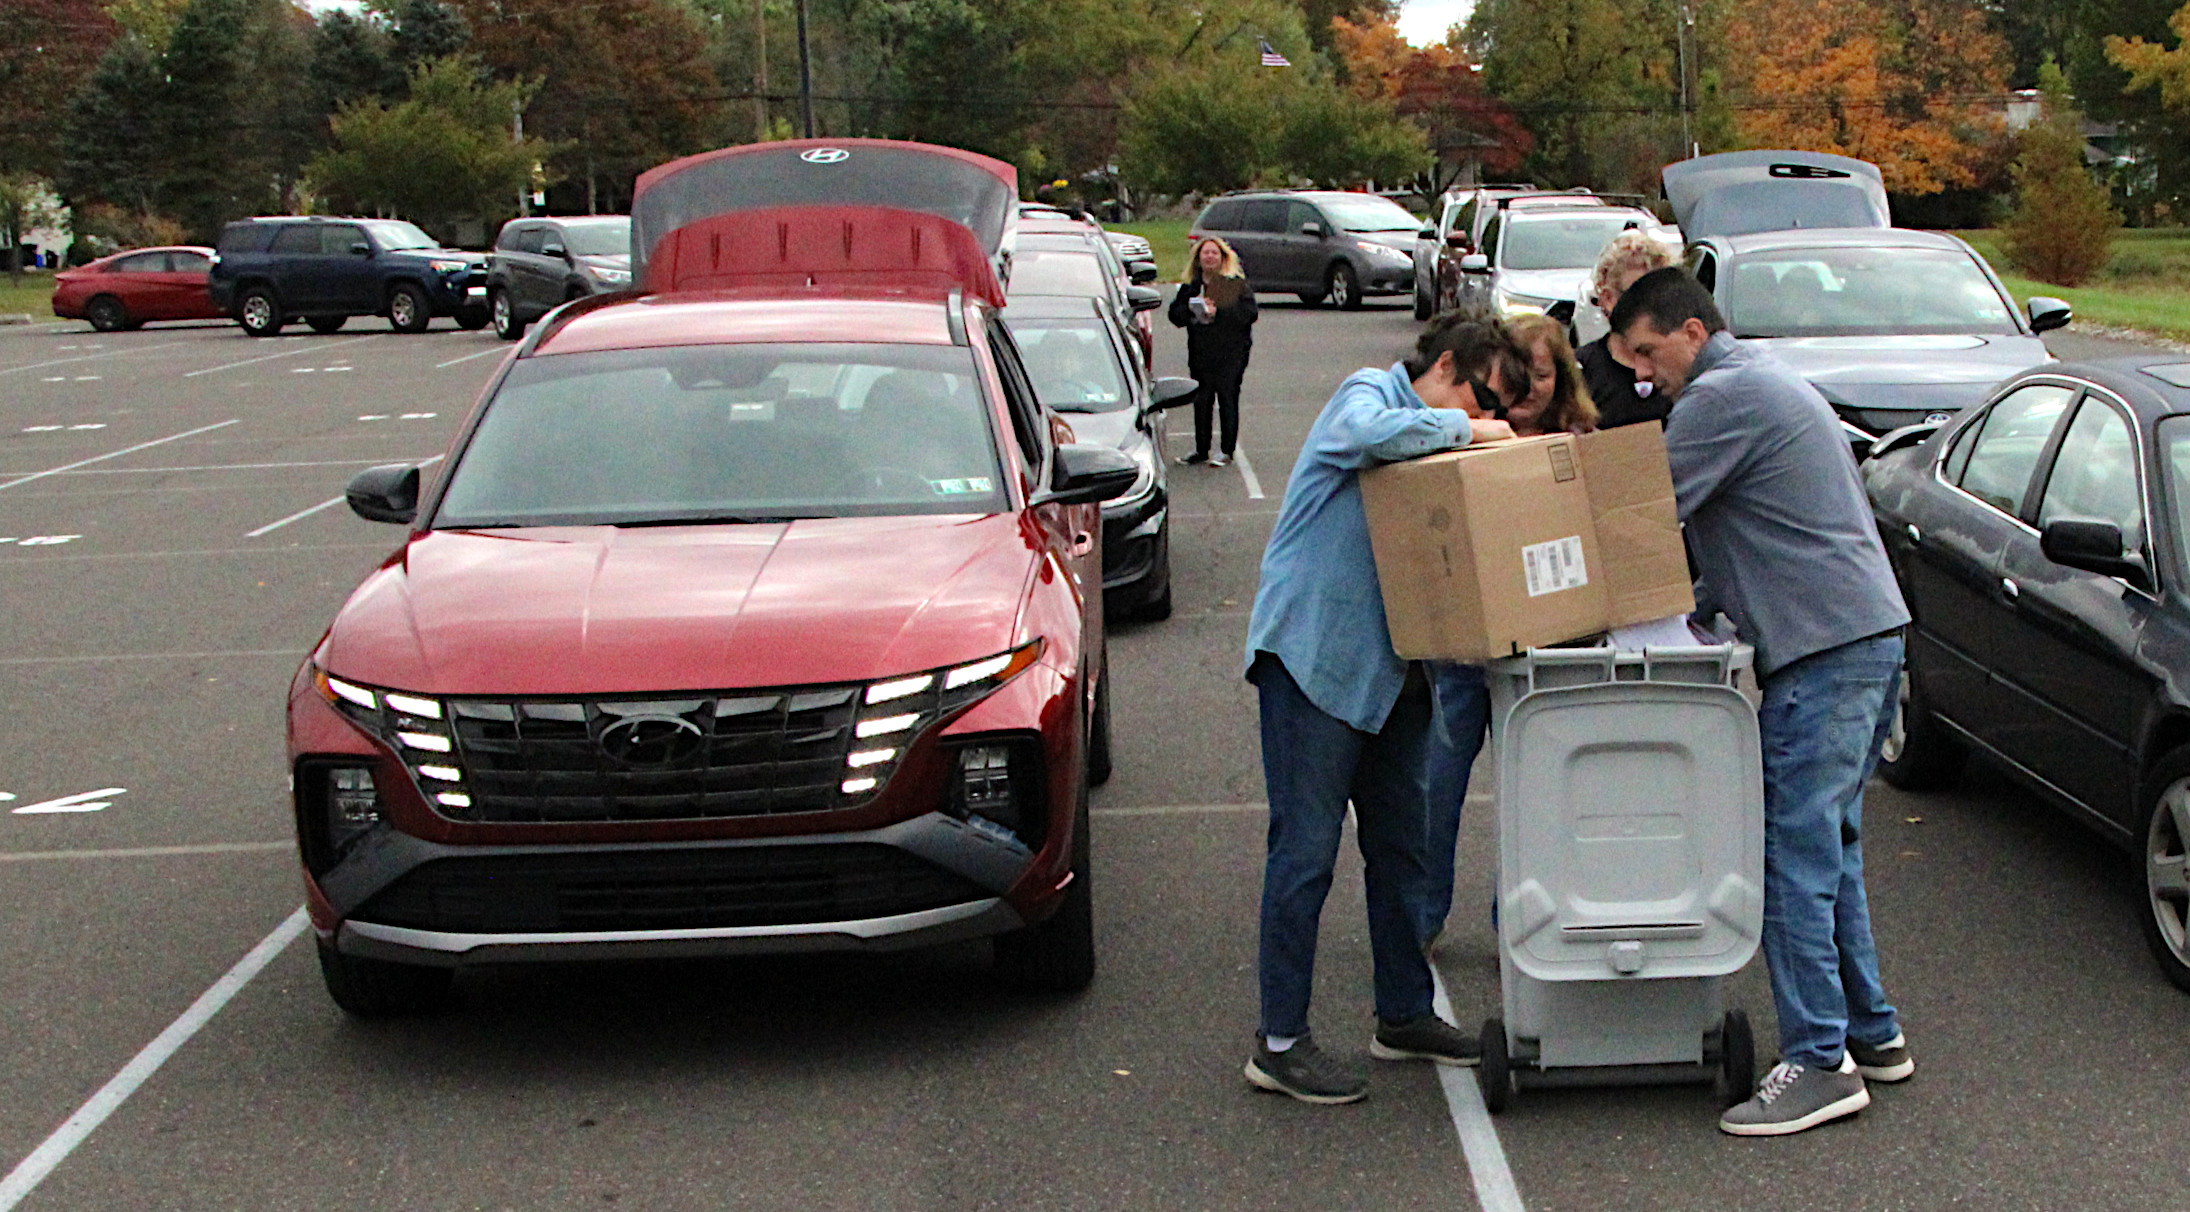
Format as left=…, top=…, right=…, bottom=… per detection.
left=1460, top=253, right=1490, bottom=274
left=1127, top=260, right=1159, bottom=285
left=1445, top=233, right=1472, bottom=250
left=347, top=463, right=421, bottom=525
left=1300, top=221, right=1325, bottom=238
left=1418, top=226, right=1437, bottom=240
left=2027, top=296, right=2072, bottom=333
left=349, top=242, right=373, bottom=256
left=1036, top=442, right=1140, bottom=506
left=1545, top=299, right=1576, bottom=326
left=2041, top=518, right=2149, bottom=587
left=1126, top=284, right=1163, bottom=313
left=542, top=241, right=568, bottom=260
left=1148, top=376, right=1199, bottom=412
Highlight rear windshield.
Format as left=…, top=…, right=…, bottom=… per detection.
left=1009, top=249, right=1110, bottom=299
left=1500, top=213, right=1651, bottom=270
left=560, top=221, right=630, bottom=258
left=1004, top=317, right=1129, bottom=412
left=436, top=343, right=1004, bottom=528
left=1725, top=246, right=2019, bottom=338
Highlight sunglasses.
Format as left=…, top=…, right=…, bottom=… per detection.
left=1469, top=375, right=1508, bottom=421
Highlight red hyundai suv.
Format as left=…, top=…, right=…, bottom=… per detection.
left=288, top=141, right=1136, bottom=1014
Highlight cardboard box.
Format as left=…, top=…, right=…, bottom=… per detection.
left=1362, top=424, right=1693, bottom=662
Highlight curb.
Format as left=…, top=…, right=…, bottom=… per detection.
left=0, top=314, right=32, bottom=326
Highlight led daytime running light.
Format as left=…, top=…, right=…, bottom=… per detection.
left=847, top=748, right=896, bottom=768
left=865, top=674, right=933, bottom=705
left=841, top=777, right=879, bottom=795
left=436, top=792, right=473, bottom=808
left=398, top=731, right=453, bottom=753
left=855, top=713, right=919, bottom=739
left=417, top=764, right=462, bottom=782
left=384, top=692, right=442, bottom=719
left=324, top=674, right=377, bottom=709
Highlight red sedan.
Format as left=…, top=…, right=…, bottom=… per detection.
left=287, top=140, right=1137, bottom=1015
left=51, top=245, right=222, bottom=331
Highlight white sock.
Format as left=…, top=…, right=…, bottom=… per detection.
left=1265, top=1035, right=1298, bottom=1053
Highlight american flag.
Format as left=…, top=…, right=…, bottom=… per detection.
left=1259, top=39, right=1292, bottom=67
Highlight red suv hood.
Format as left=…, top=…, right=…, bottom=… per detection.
left=319, top=514, right=1039, bottom=695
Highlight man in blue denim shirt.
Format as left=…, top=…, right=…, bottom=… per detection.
left=1612, top=267, right=1915, bottom=1136
left=1241, top=315, right=1521, bottom=1105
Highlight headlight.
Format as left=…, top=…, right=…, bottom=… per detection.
left=1114, top=433, right=1158, bottom=504
left=1360, top=242, right=1411, bottom=262
left=1495, top=290, right=1549, bottom=317
left=430, top=258, right=470, bottom=274
left=588, top=264, right=631, bottom=284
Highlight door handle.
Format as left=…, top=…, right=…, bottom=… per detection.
left=2001, top=577, right=2020, bottom=600
left=1071, top=531, right=1095, bottom=557
left=1905, top=523, right=1921, bottom=544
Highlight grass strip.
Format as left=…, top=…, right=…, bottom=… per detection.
left=1956, top=229, right=2190, bottom=343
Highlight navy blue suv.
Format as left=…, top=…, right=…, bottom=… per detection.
left=208, top=217, right=490, bottom=337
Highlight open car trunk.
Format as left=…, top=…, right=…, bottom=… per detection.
left=1664, top=150, right=1890, bottom=240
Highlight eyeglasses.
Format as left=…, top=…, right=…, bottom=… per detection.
left=1470, top=376, right=1507, bottom=420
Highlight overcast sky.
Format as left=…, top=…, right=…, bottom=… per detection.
left=1396, top=0, right=1473, bottom=46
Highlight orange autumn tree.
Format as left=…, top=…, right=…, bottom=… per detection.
left=1333, top=13, right=1532, bottom=195
left=2107, top=1, right=2190, bottom=115
left=1722, top=0, right=2011, bottom=194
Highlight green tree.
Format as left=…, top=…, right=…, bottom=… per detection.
left=1120, top=62, right=1283, bottom=194
left=1275, top=82, right=1429, bottom=186
left=156, top=0, right=262, bottom=237
left=310, top=10, right=403, bottom=117
left=0, top=173, right=61, bottom=279
left=307, top=56, right=558, bottom=234
left=58, top=33, right=168, bottom=215
left=1465, top=0, right=1693, bottom=190
left=2001, top=60, right=2122, bottom=285
left=0, top=0, right=119, bottom=179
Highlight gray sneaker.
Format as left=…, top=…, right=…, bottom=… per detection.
left=1719, top=1060, right=1870, bottom=1136
left=1370, top=1014, right=1481, bottom=1066
left=1245, top=1035, right=1367, bottom=1105
left=1849, top=1032, right=1914, bottom=1082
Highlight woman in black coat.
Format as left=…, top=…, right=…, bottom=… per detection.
left=1167, top=237, right=1258, bottom=466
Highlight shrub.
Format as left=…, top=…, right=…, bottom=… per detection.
left=2000, top=63, right=2121, bottom=287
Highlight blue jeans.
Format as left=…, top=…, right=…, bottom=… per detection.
left=1422, top=663, right=1491, bottom=943
left=1252, top=653, right=1436, bottom=1038
left=1757, top=633, right=1904, bottom=1068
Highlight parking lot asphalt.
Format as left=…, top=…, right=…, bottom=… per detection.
left=2, top=308, right=2187, bottom=1212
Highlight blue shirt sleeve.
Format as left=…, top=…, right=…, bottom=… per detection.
left=1311, top=378, right=1474, bottom=469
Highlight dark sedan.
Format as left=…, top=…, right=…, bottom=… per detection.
left=1866, top=357, right=2190, bottom=990
left=1002, top=294, right=1194, bottom=620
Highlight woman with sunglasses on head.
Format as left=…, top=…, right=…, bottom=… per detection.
left=1168, top=237, right=1258, bottom=467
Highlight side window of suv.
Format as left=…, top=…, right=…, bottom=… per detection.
left=320, top=225, right=367, bottom=255
left=1286, top=201, right=1322, bottom=235
left=985, top=319, right=1047, bottom=472
left=516, top=227, right=546, bottom=255
left=1200, top=200, right=1243, bottom=232
left=1239, top=199, right=1289, bottom=233
left=1479, top=214, right=1502, bottom=261
left=217, top=224, right=272, bottom=254
left=1956, top=383, right=2074, bottom=514
left=268, top=225, right=320, bottom=254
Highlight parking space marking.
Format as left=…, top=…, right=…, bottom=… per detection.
left=0, top=342, right=189, bottom=377
left=20, top=424, right=108, bottom=432
left=436, top=346, right=504, bottom=369
left=0, top=907, right=306, bottom=1212
left=1431, top=965, right=1526, bottom=1212
left=10, top=788, right=125, bottom=815
left=43, top=459, right=419, bottom=475
left=0, top=841, right=287, bottom=864
left=0, top=536, right=82, bottom=547
left=1233, top=448, right=1266, bottom=499
left=0, top=648, right=299, bottom=666
left=0, top=419, right=238, bottom=493
left=179, top=336, right=380, bottom=379
left=246, top=453, right=441, bottom=536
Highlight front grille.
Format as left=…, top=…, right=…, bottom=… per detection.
left=355, top=844, right=988, bottom=933
left=442, top=690, right=861, bottom=823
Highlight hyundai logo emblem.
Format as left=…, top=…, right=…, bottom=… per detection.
left=1924, top=412, right=1954, bottom=424
left=598, top=714, right=705, bottom=768
left=800, top=147, right=851, bottom=164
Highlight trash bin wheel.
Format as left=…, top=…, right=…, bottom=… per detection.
left=1717, top=1009, right=1755, bottom=1109
left=1478, top=1017, right=1514, bottom=1112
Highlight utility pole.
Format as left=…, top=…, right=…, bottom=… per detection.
left=795, top=0, right=815, bottom=138
left=1677, top=4, right=1695, bottom=160
left=514, top=103, right=529, bottom=217
left=753, top=0, right=769, bottom=141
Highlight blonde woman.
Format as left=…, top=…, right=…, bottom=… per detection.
left=1578, top=228, right=1678, bottom=428
left=1504, top=314, right=1598, bottom=436
left=1167, top=237, right=1258, bottom=466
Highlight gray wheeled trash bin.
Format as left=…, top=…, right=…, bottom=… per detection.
left=1476, top=643, right=1763, bottom=1112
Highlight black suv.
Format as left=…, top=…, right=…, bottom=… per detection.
left=484, top=215, right=632, bottom=340
left=208, top=217, right=490, bottom=337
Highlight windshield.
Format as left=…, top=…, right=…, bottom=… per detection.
left=2158, top=417, right=2190, bottom=580
left=1005, top=318, right=1129, bottom=412
left=366, top=221, right=439, bottom=251
left=435, top=343, right=1005, bottom=527
left=1726, top=247, right=2019, bottom=338
left=563, top=221, right=630, bottom=258
left=1009, top=249, right=1111, bottom=299
left=1499, top=213, right=1649, bottom=270
left=1314, top=195, right=1420, bottom=233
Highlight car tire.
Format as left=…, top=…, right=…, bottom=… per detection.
left=993, top=790, right=1095, bottom=992
left=455, top=305, right=490, bottom=331
left=1328, top=262, right=1362, bottom=311
left=1413, top=281, right=1433, bottom=321
left=490, top=288, right=526, bottom=340
left=1296, top=288, right=1328, bottom=307
left=86, top=295, right=129, bottom=333
left=315, top=938, right=454, bottom=1017
left=2138, top=749, right=2190, bottom=992
left=1876, top=652, right=1963, bottom=790
left=387, top=283, right=432, bottom=334
left=1717, top=1009, right=1756, bottom=1109
left=1135, top=534, right=1173, bottom=622
left=1088, top=657, right=1113, bottom=787
left=237, top=287, right=283, bottom=337
left=306, top=315, right=347, bottom=334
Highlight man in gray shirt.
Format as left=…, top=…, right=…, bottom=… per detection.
left=1610, top=267, right=1915, bottom=1136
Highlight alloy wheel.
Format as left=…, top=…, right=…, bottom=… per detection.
left=241, top=295, right=273, bottom=331
left=389, top=292, right=417, bottom=329
left=492, top=291, right=511, bottom=332
left=1330, top=269, right=1352, bottom=308
left=2149, top=778, right=2190, bottom=966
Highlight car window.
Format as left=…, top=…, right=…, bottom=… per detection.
left=364, top=221, right=439, bottom=251
left=1724, top=246, right=2017, bottom=338
left=1199, top=200, right=1243, bottom=231
left=2038, top=397, right=2143, bottom=544
left=985, top=319, right=1047, bottom=471
left=1688, top=247, right=1717, bottom=291
left=1238, top=200, right=1290, bottom=234
left=169, top=251, right=209, bottom=274
left=268, top=226, right=321, bottom=254
left=560, top=222, right=629, bottom=257
left=434, top=342, right=1003, bottom=527
left=1003, top=317, right=1129, bottom=413
left=515, top=227, right=545, bottom=254
left=1955, top=383, right=2074, bottom=514
left=1479, top=215, right=1502, bottom=260
left=1941, top=413, right=1981, bottom=483
left=1500, top=213, right=1653, bottom=271
left=1287, top=201, right=1322, bottom=233
left=2157, top=417, right=2190, bottom=580
left=1312, top=195, right=1419, bottom=233
left=217, top=224, right=272, bottom=254
left=1008, top=249, right=1110, bottom=298
left=111, top=252, right=164, bottom=273
left=320, top=225, right=367, bottom=256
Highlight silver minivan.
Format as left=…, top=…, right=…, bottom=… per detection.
left=1190, top=190, right=1421, bottom=309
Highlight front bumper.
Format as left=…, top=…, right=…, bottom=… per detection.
left=1100, top=490, right=1165, bottom=592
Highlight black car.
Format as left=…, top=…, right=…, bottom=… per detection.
left=1008, top=230, right=1164, bottom=372
left=484, top=215, right=632, bottom=340
left=1001, top=294, right=1194, bottom=620
left=208, top=217, right=489, bottom=337
left=1865, top=356, right=2190, bottom=990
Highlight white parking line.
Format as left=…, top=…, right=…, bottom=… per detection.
left=0, top=342, right=189, bottom=377
left=245, top=453, right=441, bottom=536
left=0, top=907, right=306, bottom=1212
left=41, top=459, right=427, bottom=475
left=180, top=336, right=380, bottom=378
left=0, top=648, right=299, bottom=666
left=1234, top=448, right=1266, bottom=499
left=0, top=841, right=287, bottom=863
left=0, top=420, right=239, bottom=493
left=436, top=346, right=504, bottom=369
left=1431, top=965, right=1526, bottom=1212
